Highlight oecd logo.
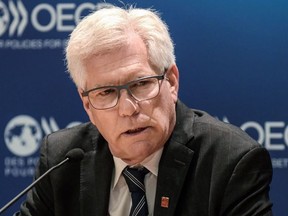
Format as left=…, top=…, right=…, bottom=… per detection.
left=0, top=0, right=27, bottom=37
left=0, top=1, right=10, bottom=36
left=3, top=115, right=81, bottom=177
left=4, top=115, right=42, bottom=157
left=4, top=115, right=82, bottom=157
left=0, top=1, right=97, bottom=37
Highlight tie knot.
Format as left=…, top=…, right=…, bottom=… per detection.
left=123, top=167, right=149, bottom=192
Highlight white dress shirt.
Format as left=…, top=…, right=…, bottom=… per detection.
left=108, top=148, right=163, bottom=216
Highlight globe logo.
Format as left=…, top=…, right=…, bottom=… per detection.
left=0, top=2, right=10, bottom=37
left=4, top=115, right=42, bottom=157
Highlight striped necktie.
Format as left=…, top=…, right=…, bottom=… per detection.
left=123, top=167, right=149, bottom=216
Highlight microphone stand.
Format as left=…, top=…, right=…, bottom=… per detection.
left=0, top=158, right=69, bottom=214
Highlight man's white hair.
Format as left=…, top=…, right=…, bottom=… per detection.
left=66, top=4, right=175, bottom=89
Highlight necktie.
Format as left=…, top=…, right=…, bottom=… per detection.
left=123, top=167, right=149, bottom=216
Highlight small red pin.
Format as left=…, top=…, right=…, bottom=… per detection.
left=161, top=196, right=169, bottom=208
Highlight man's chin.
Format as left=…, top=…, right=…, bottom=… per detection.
left=119, top=151, right=150, bottom=165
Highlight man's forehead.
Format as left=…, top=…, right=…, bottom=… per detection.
left=85, top=53, right=150, bottom=74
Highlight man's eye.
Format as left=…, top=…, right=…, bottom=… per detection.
left=133, top=80, right=151, bottom=87
left=138, top=80, right=150, bottom=86
left=98, top=88, right=116, bottom=96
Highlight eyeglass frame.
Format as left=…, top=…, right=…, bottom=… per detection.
left=81, top=69, right=168, bottom=110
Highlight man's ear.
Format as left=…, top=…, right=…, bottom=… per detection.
left=166, top=64, right=179, bottom=103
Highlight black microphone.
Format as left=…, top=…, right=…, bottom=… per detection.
left=0, top=148, right=84, bottom=214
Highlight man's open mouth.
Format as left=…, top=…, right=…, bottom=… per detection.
left=125, top=127, right=147, bottom=134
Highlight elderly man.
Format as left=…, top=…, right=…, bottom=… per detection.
left=15, top=4, right=273, bottom=216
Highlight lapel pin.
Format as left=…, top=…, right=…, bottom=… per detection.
left=161, top=196, right=169, bottom=208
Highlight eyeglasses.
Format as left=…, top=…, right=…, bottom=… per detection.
left=81, top=70, right=168, bottom=110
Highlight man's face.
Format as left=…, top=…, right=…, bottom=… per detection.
left=79, top=33, right=179, bottom=165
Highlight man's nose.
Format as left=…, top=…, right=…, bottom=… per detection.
left=117, top=89, right=139, bottom=117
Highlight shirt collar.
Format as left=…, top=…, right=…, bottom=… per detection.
left=112, top=147, right=163, bottom=189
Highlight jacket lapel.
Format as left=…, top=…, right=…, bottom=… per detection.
left=153, top=140, right=194, bottom=216
left=154, top=101, right=196, bottom=216
left=79, top=130, right=114, bottom=216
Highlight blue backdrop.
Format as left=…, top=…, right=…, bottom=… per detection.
left=1, top=0, right=287, bottom=215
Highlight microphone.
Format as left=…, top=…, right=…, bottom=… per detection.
left=0, top=148, right=84, bottom=214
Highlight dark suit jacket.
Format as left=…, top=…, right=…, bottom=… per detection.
left=17, top=101, right=273, bottom=216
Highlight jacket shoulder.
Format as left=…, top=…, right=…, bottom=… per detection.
left=40, top=122, right=100, bottom=165
left=192, top=109, right=260, bottom=150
